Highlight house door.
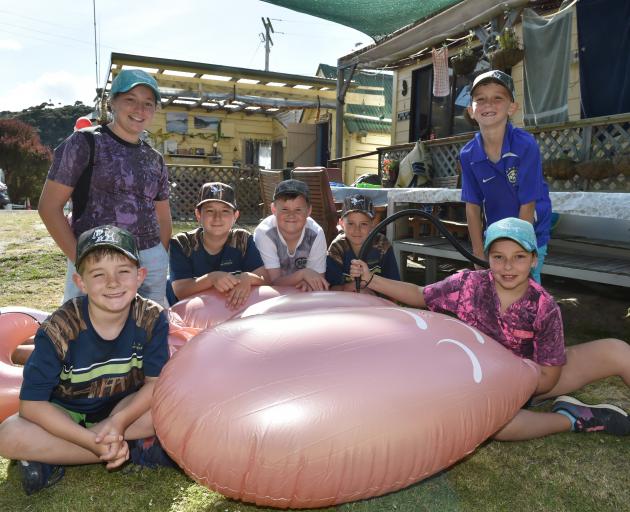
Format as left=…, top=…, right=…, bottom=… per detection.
left=287, top=123, right=316, bottom=167
left=410, top=66, right=433, bottom=142
left=271, top=140, right=284, bottom=169
left=315, top=121, right=330, bottom=166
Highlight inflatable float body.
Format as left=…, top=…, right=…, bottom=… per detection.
left=1, top=289, right=539, bottom=508
left=155, top=288, right=539, bottom=508
left=0, top=307, right=49, bottom=421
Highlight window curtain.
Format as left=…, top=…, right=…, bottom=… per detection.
left=577, top=0, right=630, bottom=118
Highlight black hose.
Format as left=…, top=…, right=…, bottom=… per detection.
left=355, top=208, right=489, bottom=292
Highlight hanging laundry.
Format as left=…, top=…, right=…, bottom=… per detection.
left=432, top=47, right=450, bottom=97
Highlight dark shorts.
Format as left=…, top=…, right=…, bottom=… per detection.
left=54, top=398, right=122, bottom=428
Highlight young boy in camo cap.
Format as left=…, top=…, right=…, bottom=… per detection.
left=350, top=217, right=630, bottom=440
left=0, top=225, right=174, bottom=495
left=167, top=182, right=267, bottom=307
left=326, top=194, right=400, bottom=292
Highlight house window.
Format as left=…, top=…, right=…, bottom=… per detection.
left=409, top=53, right=484, bottom=141
left=244, top=140, right=272, bottom=168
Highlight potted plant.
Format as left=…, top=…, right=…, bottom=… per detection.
left=450, top=33, right=478, bottom=76
left=488, top=27, right=524, bottom=71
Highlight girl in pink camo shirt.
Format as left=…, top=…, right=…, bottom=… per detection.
left=350, top=217, right=630, bottom=439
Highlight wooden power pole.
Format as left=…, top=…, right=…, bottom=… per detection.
left=261, top=17, right=274, bottom=71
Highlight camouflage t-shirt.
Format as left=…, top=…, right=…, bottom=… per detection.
left=48, top=125, right=169, bottom=250
left=423, top=269, right=566, bottom=366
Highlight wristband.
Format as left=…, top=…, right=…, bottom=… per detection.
left=361, top=273, right=375, bottom=289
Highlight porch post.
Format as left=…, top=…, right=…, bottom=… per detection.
left=335, top=61, right=357, bottom=161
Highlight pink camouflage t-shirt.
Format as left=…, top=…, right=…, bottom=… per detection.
left=423, top=269, right=566, bottom=366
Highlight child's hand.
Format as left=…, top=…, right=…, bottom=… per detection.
left=212, top=271, right=240, bottom=292
left=226, top=277, right=252, bottom=309
left=102, top=440, right=130, bottom=470
left=299, top=269, right=329, bottom=291
left=349, top=259, right=371, bottom=282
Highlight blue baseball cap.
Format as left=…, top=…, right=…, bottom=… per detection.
left=471, top=70, right=515, bottom=101
left=110, top=69, right=161, bottom=102
left=484, top=217, right=537, bottom=254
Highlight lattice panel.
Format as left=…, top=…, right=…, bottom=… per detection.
left=534, top=128, right=584, bottom=162
left=168, top=165, right=261, bottom=223
left=590, top=122, right=630, bottom=160
left=430, top=142, right=467, bottom=178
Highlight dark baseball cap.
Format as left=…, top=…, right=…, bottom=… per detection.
left=341, top=194, right=375, bottom=219
left=110, top=69, right=161, bottom=102
left=196, top=182, right=237, bottom=210
left=76, top=225, right=140, bottom=268
left=273, top=179, right=310, bottom=202
left=471, top=70, right=515, bottom=101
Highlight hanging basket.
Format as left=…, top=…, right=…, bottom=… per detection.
left=488, top=47, right=524, bottom=71
left=450, top=53, right=478, bottom=75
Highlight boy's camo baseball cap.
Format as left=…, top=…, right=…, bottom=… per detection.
left=110, top=69, right=161, bottom=102
left=273, top=179, right=310, bottom=202
left=484, top=217, right=537, bottom=254
left=76, top=225, right=140, bottom=268
left=197, top=182, right=237, bottom=210
left=471, top=70, right=515, bottom=101
left=341, top=194, right=375, bottom=219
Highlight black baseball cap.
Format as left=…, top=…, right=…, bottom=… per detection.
left=273, top=179, right=310, bottom=202
left=471, top=70, right=515, bottom=101
left=196, top=182, right=237, bottom=210
left=76, top=225, right=139, bottom=268
left=341, top=194, right=375, bottom=219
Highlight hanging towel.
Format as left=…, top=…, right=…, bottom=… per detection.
left=432, top=47, right=450, bottom=97
left=522, top=5, right=573, bottom=125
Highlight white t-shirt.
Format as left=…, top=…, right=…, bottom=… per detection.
left=253, top=215, right=327, bottom=276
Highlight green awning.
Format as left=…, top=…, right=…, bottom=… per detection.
left=261, top=0, right=463, bottom=40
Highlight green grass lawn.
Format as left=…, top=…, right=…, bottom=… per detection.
left=1, top=211, right=629, bottom=512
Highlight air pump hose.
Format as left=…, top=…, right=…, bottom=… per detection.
left=355, top=208, right=489, bottom=293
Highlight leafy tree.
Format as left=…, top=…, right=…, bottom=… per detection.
left=0, top=119, right=52, bottom=206
left=3, top=101, right=94, bottom=149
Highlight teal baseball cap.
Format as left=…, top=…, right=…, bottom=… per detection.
left=484, top=217, right=537, bottom=254
left=110, top=69, right=161, bottom=102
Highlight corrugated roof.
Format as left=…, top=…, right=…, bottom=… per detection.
left=317, top=64, right=391, bottom=133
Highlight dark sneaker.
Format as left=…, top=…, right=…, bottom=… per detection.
left=129, top=436, right=177, bottom=469
left=552, top=396, right=630, bottom=435
left=18, top=460, right=65, bottom=495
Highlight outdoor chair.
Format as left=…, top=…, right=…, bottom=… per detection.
left=291, top=167, right=340, bottom=244
left=259, top=169, right=284, bottom=218
left=409, top=173, right=468, bottom=239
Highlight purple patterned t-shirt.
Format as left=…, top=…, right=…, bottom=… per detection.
left=423, top=269, right=566, bottom=366
left=48, top=126, right=169, bottom=250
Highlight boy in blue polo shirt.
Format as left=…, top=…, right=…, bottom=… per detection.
left=168, top=182, right=267, bottom=306
left=460, top=70, right=552, bottom=282
left=326, top=194, right=400, bottom=291
left=0, top=225, right=173, bottom=495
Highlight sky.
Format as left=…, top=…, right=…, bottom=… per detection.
left=0, top=0, right=373, bottom=112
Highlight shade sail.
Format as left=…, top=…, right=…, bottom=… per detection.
left=261, top=0, right=463, bottom=40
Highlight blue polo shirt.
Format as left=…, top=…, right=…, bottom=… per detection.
left=460, top=122, right=552, bottom=247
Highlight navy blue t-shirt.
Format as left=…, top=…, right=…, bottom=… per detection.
left=168, top=227, right=264, bottom=303
left=326, top=232, right=400, bottom=286
left=20, top=295, right=169, bottom=414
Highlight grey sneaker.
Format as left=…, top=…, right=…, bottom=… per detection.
left=552, top=396, right=630, bottom=435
